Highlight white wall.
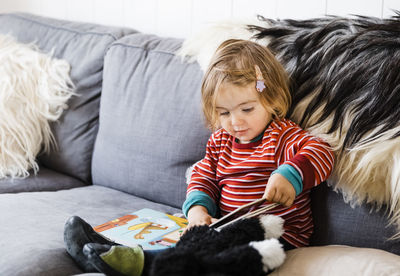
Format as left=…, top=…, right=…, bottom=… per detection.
left=0, top=0, right=399, bottom=38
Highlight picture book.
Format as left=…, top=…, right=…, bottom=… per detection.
left=94, top=208, right=188, bottom=250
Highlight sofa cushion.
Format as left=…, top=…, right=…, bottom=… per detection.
left=0, top=13, right=136, bottom=183
left=311, top=182, right=400, bottom=255
left=92, top=33, right=211, bottom=209
left=270, top=245, right=400, bottom=276
left=0, top=185, right=181, bottom=276
left=0, top=167, right=85, bottom=194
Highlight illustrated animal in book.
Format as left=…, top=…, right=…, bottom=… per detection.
left=129, top=222, right=169, bottom=240
left=93, top=214, right=138, bottom=232
left=128, top=214, right=187, bottom=240
left=150, top=214, right=286, bottom=276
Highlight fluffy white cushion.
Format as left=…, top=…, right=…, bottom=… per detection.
left=0, top=35, right=74, bottom=178
left=177, top=17, right=269, bottom=71
left=269, top=245, right=400, bottom=276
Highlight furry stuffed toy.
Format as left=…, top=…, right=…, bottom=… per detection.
left=64, top=214, right=286, bottom=276
left=178, top=12, right=400, bottom=236
left=149, top=215, right=285, bottom=276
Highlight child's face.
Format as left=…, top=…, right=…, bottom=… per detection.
left=215, top=82, right=272, bottom=143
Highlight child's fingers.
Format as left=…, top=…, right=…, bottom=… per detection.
left=265, top=187, right=294, bottom=206
left=264, top=186, right=277, bottom=202
left=268, top=189, right=286, bottom=205
left=269, top=190, right=286, bottom=205
left=275, top=192, right=284, bottom=204
left=274, top=193, right=289, bottom=206
left=183, top=221, right=204, bottom=235
left=277, top=194, right=286, bottom=205
left=280, top=195, right=292, bottom=207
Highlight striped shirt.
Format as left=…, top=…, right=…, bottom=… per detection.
left=187, top=118, right=334, bottom=247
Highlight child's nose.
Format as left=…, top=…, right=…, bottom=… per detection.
left=231, top=114, right=243, bottom=126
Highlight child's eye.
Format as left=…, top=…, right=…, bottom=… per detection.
left=242, top=107, right=254, bottom=113
left=220, top=111, right=230, bottom=116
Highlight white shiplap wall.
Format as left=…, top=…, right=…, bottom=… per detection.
left=0, top=0, right=399, bottom=38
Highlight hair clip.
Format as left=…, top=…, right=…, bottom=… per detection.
left=255, top=65, right=266, bottom=93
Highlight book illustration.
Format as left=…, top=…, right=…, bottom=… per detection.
left=129, top=220, right=170, bottom=239
left=94, top=208, right=188, bottom=250
left=94, top=214, right=138, bottom=232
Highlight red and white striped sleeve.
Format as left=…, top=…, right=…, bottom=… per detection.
left=276, top=120, right=335, bottom=191
left=187, top=131, right=222, bottom=202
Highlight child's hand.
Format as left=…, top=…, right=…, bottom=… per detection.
left=263, top=173, right=296, bottom=207
left=184, top=205, right=217, bottom=233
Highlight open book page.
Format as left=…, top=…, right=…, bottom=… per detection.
left=94, top=208, right=188, bottom=250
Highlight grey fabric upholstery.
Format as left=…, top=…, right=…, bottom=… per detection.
left=0, top=167, right=85, bottom=193
left=0, top=185, right=181, bottom=276
left=310, top=182, right=400, bottom=255
left=0, top=13, right=136, bottom=183
left=91, top=33, right=211, bottom=209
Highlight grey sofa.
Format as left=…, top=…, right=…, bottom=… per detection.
left=0, top=13, right=399, bottom=276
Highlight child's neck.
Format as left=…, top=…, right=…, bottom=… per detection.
left=235, top=131, right=264, bottom=144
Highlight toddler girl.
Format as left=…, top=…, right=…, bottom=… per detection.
left=183, top=39, right=334, bottom=249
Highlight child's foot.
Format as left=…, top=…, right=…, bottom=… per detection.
left=83, top=243, right=144, bottom=276
left=63, top=216, right=118, bottom=272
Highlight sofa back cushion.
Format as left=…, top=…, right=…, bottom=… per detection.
left=92, top=33, right=211, bottom=208
left=0, top=13, right=135, bottom=183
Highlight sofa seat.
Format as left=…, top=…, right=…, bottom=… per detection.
left=0, top=185, right=181, bottom=276
left=0, top=167, right=86, bottom=194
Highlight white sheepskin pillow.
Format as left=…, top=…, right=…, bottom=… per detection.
left=177, top=17, right=269, bottom=71
left=0, top=35, right=74, bottom=179
left=269, top=245, right=400, bottom=276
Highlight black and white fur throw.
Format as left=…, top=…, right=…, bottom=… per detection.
left=178, top=12, right=400, bottom=235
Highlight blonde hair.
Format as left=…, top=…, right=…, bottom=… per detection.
left=201, top=39, right=291, bottom=130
